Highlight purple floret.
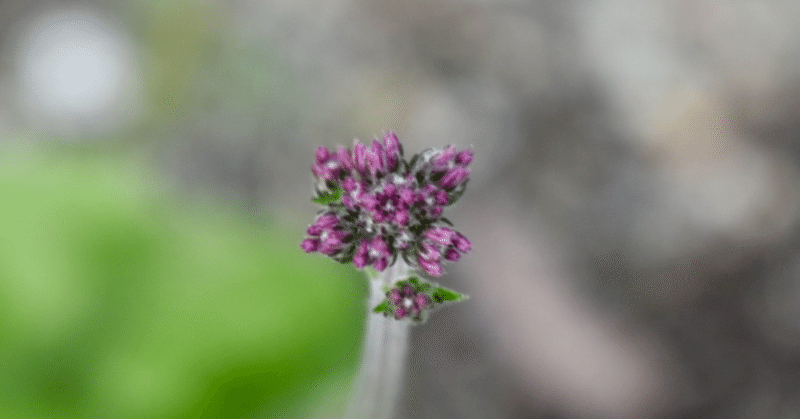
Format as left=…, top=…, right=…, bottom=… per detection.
left=386, top=283, right=432, bottom=320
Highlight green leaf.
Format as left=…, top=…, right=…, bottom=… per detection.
left=311, top=186, right=342, bottom=205
left=373, top=300, right=391, bottom=314
left=393, top=279, right=410, bottom=289
left=432, top=286, right=467, bottom=303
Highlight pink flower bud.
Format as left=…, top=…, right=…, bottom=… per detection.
left=383, top=132, right=400, bottom=154
left=361, top=193, right=379, bottom=210
left=367, top=140, right=386, bottom=175
left=342, top=177, right=358, bottom=192
left=308, top=214, right=339, bottom=235
left=440, top=166, right=470, bottom=189
left=452, top=233, right=471, bottom=253
left=337, top=146, right=353, bottom=172
left=433, top=146, right=457, bottom=167
left=444, top=248, right=461, bottom=261
left=371, top=237, right=390, bottom=258
left=399, top=188, right=414, bottom=206
left=353, top=243, right=368, bottom=268
left=394, top=306, right=409, bottom=319
left=315, top=146, right=332, bottom=164
left=418, top=256, right=444, bottom=277
left=435, top=190, right=449, bottom=206
left=455, top=149, right=473, bottom=165
left=383, top=132, right=401, bottom=170
left=419, top=242, right=441, bottom=261
left=400, top=285, right=414, bottom=297
left=301, top=238, right=320, bottom=252
left=394, top=210, right=409, bottom=226
left=353, top=140, right=368, bottom=173
left=388, top=289, right=403, bottom=304
left=319, top=229, right=348, bottom=255
left=414, top=294, right=430, bottom=308
left=425, top=227, right=454, bottom=244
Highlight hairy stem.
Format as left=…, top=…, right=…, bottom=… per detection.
left=343, top=261, right=411, bottom=419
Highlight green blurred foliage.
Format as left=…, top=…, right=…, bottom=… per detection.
left=0, top=148, right=365, bottom=418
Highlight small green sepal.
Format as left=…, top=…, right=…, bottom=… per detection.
left=312, top=185, right=342, bottom=205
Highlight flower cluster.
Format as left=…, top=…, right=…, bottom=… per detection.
left=387, top=283, right=432, bottom=320
left=373, top=276, right=466, bottom=323
left=301, top=132, right=472, bottom=276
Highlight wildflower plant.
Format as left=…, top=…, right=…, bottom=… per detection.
left=301, top=132, right=470, bottom=323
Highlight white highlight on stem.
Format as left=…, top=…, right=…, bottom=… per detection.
left=343, top=260, right=411, bottom=419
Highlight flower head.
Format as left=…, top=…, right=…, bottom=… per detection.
left=388, top=284, right=431, bottom=320
left=373, top=276, right=467, bottom=323
left=301, top=132, right=472, bottom=275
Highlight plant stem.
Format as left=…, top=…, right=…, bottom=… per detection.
left=343, top=260, right=411, bottom=419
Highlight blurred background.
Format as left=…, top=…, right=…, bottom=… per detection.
left=2, top=0, right=800, bottom=418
